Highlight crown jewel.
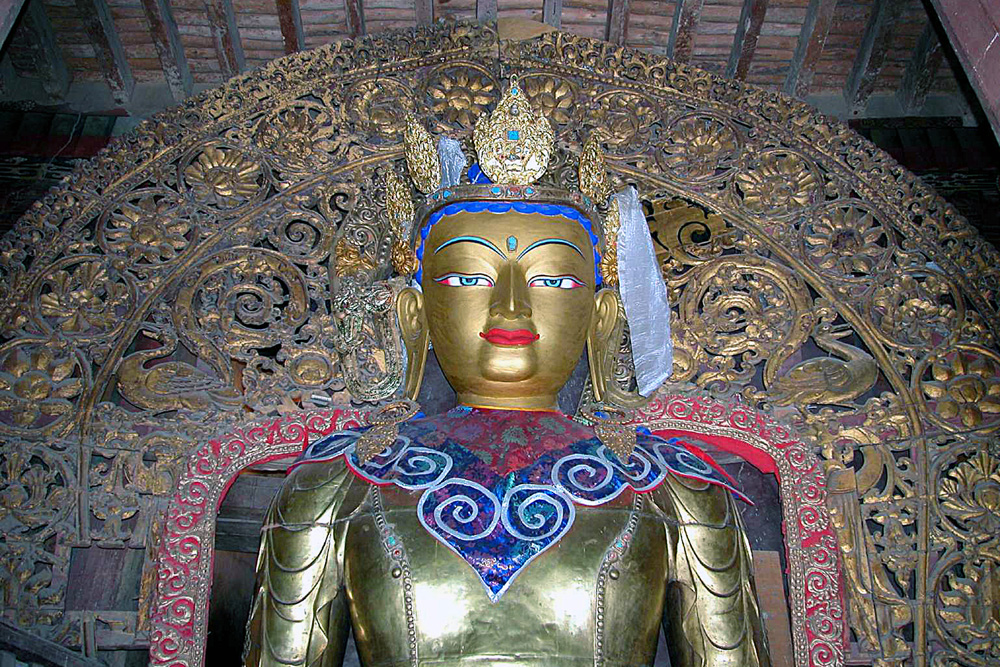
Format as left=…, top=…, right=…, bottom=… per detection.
left=473, top=76, right=554, bottom=185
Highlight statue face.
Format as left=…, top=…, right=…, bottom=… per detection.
left=419, top=210, right=599, bottom=408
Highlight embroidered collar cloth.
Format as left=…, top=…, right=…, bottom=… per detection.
left=293, top=407, right=745, bottom=601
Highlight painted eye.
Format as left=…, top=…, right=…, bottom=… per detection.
left=528, top=275, right=585, bottom=289
left=434, top=273, right=495, bottom=287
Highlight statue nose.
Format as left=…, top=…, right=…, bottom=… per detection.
left=490, top=263, right=532, bottom=319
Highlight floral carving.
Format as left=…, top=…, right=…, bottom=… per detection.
left=427, top=68, right=496, bottom=128
left=939, top=451, right=1000, bottom=539
left=256, top=106, right=341, bottom=171
left=933, top=554, right=1000, bottom=664
left=921, top=349, right=1000, bottom=429
left=589, top=91, right=657, bottom=155
left=0, top=345, right=84, bottom=431
left=734, top=151, right=820, bottom=215
left=347, top=79, right=415, bottom=139
left=802, top=204, right=891, bottom=280
left=522, top=75, right=575, bottom=126
left=37, top=261, right=131, bottom=335
left=183, top=146, right=262, bottom=208
left=659, top=114, right=741, bottom=181
left=101, top=194, right=193, bottom=265
left=871, top=271, right=961, bottom=349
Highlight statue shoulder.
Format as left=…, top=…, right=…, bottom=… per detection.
left=274, top=454, right=369, bottom=527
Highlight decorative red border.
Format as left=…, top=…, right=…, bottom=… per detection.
left=634, top=394, right=845, bottom=667
left=148, top=408, right=365, bottom=667
left=148, top=396, right=844, bottom=667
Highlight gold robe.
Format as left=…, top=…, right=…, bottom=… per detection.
left=243, top=418, right=770, bottom=667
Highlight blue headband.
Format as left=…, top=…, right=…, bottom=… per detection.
left=414, top=200, right=603, bottom=287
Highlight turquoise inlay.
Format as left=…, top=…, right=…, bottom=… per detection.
left=433, top=235, right=506, bottom=258
left=507, top=129, right=520, bottom=141
left=506, top=236, right=518, bottom=252
left=516, top=238, right=585, bottom=260
left=511, top=87, right=519, bottom=95
left=491, top=186, right=502, bottom=195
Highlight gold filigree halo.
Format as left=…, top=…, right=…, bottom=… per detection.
left=397, top=76, right=617, bottom=279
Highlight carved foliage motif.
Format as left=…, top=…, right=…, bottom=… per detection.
left=0, top=20, right=994, bottom=666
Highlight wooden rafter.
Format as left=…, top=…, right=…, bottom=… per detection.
left=0, top=0, right=26, bottom=51
left=542, top=0, right=561, bottom=29
left=142, top=0, right=192, bottom=101
left=476, top=0, right=496, bottom=23
left=415, top=0, right=432, bottom=26
left=344, top=0, right=364, bottom=37
left=899, top=20, right=944, bottom=113
left=0, top=620, right=105, bottom=667
left=20, top=0, right=70, bottom=98
left=276, top=0, right=304, bottom=53
left=783, top=0, right=836, bottom=98
left=75, top=0, right=134, bottom=105
left=606, top=0, right=630, bottom=46
left=204, top=0, right=245, bottom=77
left=845, top=0, right=907, bottom=111
left=727, top=0, right=768, bottom=80
left=668, top=0, right=705, bottom=62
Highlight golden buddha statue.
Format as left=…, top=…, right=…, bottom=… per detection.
left=242, top=77, right=770, bottom=667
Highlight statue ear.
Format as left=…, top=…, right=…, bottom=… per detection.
left=586, top=289, right=621, bottom=404
left=396, top=287, right=430, bottom=401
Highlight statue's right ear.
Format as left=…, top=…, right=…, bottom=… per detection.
left=395, top=287, right=430, bottom=400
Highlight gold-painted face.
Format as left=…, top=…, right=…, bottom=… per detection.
left=405, top=210, right=614, bottom=410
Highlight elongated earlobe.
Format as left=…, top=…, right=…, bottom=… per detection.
left=586, top=289, right=621, bottom=404
left=396, top=287, right=430, bottom=400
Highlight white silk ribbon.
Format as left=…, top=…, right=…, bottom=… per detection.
left=613, top=186, right=673, bottom=396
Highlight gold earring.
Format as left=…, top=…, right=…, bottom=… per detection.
left=356, top=398, right=420, bottom=465
left=580, top=403, right=636, bottom=461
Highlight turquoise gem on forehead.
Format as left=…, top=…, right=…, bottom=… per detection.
left=507, top=236, right=517, bottom=252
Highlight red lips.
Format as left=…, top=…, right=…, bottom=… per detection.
left=480, top=328, right=540, bottom=346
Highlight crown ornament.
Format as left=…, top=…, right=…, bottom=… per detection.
left=472, top=75, right=554, bottom=185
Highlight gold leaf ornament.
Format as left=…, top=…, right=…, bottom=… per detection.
left=385, top=169, right=418, bottom=276
left=600, top=198, right=621, bottom=287
left=403, top=115, right=441, bottom=194
left=578, top=135, right=610, bottom=204
left=473, top=75, right=554, bottom=185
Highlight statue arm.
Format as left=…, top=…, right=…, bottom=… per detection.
left=656, top=474, right=771, bottom=667
left=243, top=460, right=360, bottom=667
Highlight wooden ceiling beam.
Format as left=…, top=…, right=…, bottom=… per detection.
left=204, top=0, right=245, bottom=77
left=415, top=0, right=432, bottom=25
left=727, top=0, right=767, bottom=80
left=606, top=0, right=630, bottom=46
left=75, top=0, right=134, bottom=105
left=844, top=0, right=906, bottom=111
left=927, top=0, right=1000, bottom=143
left=20, top=0, right=70, bottom=98
left=142, top=0, right=192, bottom=101
left=0, top=0, right=27, bottom=52
left=668, top=0, right=705, bottom=62
left=542, top=0, right=561, bottom=29
left=344, top=0, right=364, bottom=37
left=783, top=0, right=836, bottom=99
left=898, top=20, right=944, bottom=113
left=276, top=0, right=304, bottom=52
left=476, top=0, right=496, bottom=23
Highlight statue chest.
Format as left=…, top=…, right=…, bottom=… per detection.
left=343, top=485, right=669, bottom=666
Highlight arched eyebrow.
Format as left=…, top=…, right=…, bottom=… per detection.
left=433, top=235, right=506, bottom=258
left=516, top=238, right=585, bottom=260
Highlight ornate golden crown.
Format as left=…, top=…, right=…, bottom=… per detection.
left=384, top=75, right=621, bottom=285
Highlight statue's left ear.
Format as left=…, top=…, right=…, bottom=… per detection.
left=396, top=287, right=430, bottom=401
left=586, top=289, right=621, bottom=404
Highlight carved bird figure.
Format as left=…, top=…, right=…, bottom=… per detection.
left=769, top=328, right=878, bottom=407
left=116, top=323, right=243, bottom=411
